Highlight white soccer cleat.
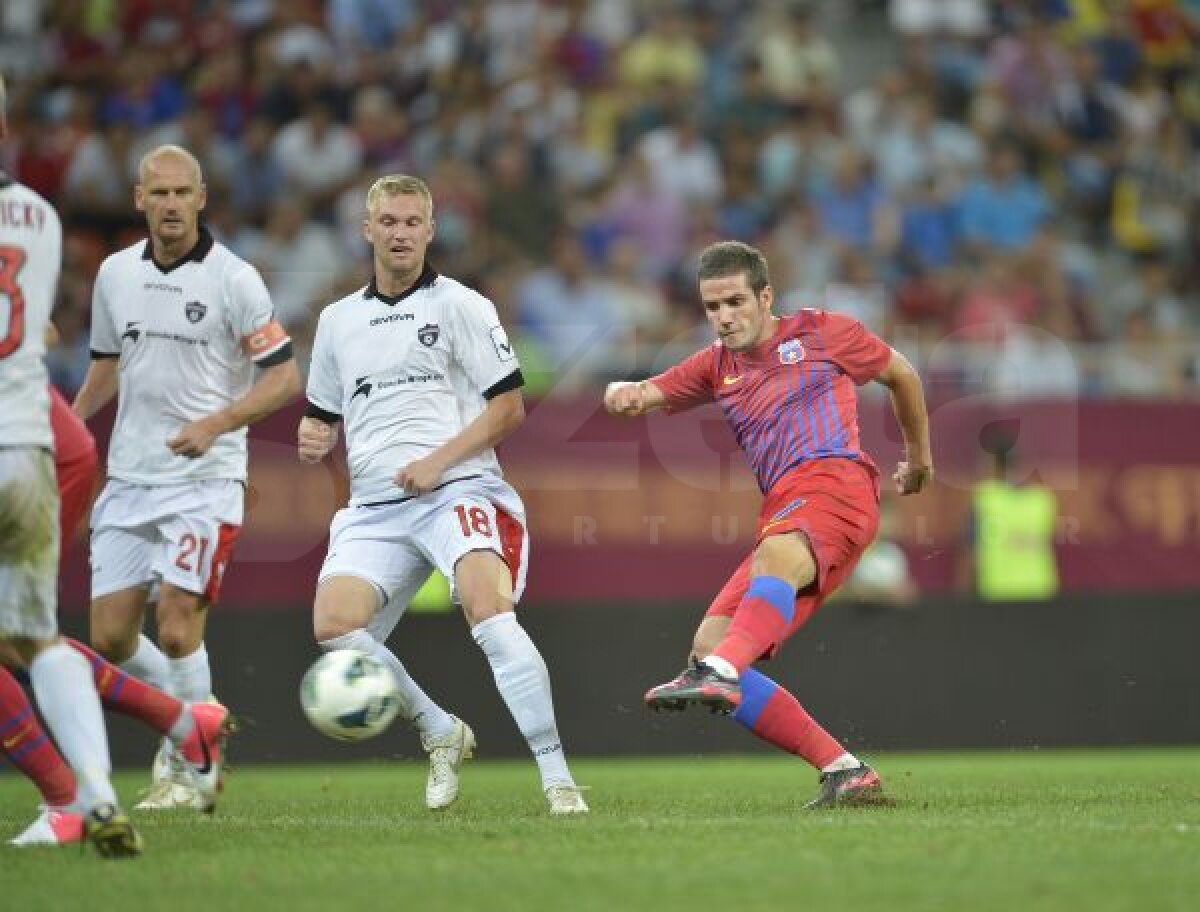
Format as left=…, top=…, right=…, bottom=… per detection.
left=546, top=784, right=589, bottom=816
left=135, top=741, right=204, bottom=811
left=10, top=805, right=85, bottom=846
left=421, top=716, right=475, bottom=810
left=134, top=778, right=206, bottom=811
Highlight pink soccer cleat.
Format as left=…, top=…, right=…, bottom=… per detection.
left=177, top=701, right=235, bottom=814
left=644, top=659, right=742, bottom=714
left=804, top=764, right=893, bottom=809
left=10, top=805, right=85, bottom=847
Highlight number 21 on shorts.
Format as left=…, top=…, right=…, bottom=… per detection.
left=454, top=504, right=492, bottom=538
left=175, top=532, right=210, bottom=573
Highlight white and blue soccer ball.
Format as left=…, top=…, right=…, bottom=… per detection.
left=300, top=649, right=401, bottom=742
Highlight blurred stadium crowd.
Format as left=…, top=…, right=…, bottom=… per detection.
left=2, top=0, right=1199, bottom=398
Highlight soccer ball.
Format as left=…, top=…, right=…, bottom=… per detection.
left=300, top=649, right=401, bottom=742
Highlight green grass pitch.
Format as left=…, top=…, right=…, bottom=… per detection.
left=2, top=749, right=1199, bottom=912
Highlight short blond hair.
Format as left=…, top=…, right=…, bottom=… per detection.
left=365, top=174, right=433, bottom=218
left=137, top=144, right=204, bottom=186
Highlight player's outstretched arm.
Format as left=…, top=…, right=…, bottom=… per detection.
left=168, top=359, right=302, bottom=458
left=603, top=380, right=667, bottom=417
left=297, top=414, right=339, bottom=464
left=873, top=350, right=933, bottom=495
left=395, top=389, right=525, bottom=495
left=72, top=357, right=120, bottom=421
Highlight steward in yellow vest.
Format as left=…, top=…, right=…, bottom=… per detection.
left=971, top=478, right=1059, bottom=601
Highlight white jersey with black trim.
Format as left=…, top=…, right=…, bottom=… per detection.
left=0, top=174, right=60, bottom=449
left=90, top=227, right=291, bottom=484
left=306, top=265, right=523, bottom=506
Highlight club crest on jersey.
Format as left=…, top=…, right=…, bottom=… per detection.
left=777, top=339, right=806, bottom=364
left=185, top=300, right=207, bottom=324
left=418, top=323, right=439, bottom=347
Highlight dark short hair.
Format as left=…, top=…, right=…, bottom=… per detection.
left=697, top=241, right=770, bottom=295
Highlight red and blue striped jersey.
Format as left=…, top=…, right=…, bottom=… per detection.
left=652, top=309, right=891, bottom=493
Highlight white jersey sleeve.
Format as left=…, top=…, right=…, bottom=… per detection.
left=227, top=263, right=290, bottom=364
left=306, top=309, right=343, bottom=416
left=447, top=291, right=522, bottom=396
left=89, top=259, right=120, bottom=355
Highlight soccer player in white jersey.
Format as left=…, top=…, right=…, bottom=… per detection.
left=0, top=74, right=142, bottom=856
left=72, top=144, right=301, bottom=808
left=298, top=175, right=587, bottom=815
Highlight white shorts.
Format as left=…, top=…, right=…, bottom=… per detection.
left=0, top=448, right=60, bottom=639
left=319, top=475, right=529, bottom=641
left=90, top=478, right=244, bottom=603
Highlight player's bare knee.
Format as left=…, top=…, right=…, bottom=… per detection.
left=461, top=596, right=512, bottom=628
left=156, top=621, right=203, bottom=658
left=314, top=611, right=359, bottom=643
left=455, top=550, right=514, bottom=627
left=0, top=639, right=21, bottom=668
left=313, top=577, right=379, bottom=643
left=157, top=631, right=197, bottom=658
left=89, top=625, right=137, bottom=663
left=2, top=637, right=49, bottom=668
left=309, top=597, right=355, bottom=643
left=753, top=532, right=817, bottom=589
left=155, top=591, right=206, bottom=657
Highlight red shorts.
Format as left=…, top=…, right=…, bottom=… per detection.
left=706, top=458, right=880, bottom=652
left=49, top=386, right=99, bottom=546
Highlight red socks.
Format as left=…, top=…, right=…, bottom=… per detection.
left=0, top=666, right=76, bottom=807
left=733, top=668, right=845, bottom=769
left=67, top=639, right=185, bottom=735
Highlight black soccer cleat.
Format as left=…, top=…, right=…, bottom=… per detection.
left=644, top=659, right=741, bottom=714
left=804, top=764, right=892, bottom=810
left=85, top=803, right=143, bottom=859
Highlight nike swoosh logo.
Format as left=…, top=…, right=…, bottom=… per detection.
left=723, top=375, right=743, bottom=386
left=194, top=728, right=213, bottom=775
left=2, top=724, right=31, bottom=750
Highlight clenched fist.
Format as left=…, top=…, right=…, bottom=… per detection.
left=893, top=461, right=933, bottom=495
left=297, top=416, right=338, bottom=464
left=604, top=381, right=649, bottom=416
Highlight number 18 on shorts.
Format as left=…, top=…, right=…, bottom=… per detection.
left=318, top=476, right=529, bottom=611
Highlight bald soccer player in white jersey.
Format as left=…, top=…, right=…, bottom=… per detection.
left=298, top=175, right=587, bottom=815
left=0, top=74, right=143, bottom=856
left=73, top=145, right=301, bottom=808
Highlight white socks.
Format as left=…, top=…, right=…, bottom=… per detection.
left=121, top=635, right=211, bottom=703
left=471, top=612, right=573, bottom=789
left=30, top=642, right=117, bottom=811
left=168, top=643, right=212, bottom=703
left=821, top=753, right=863, bottom=774
left=701, top=655, right=739, bottom=681
left=121, top=633, right=171, bottom=691
left=124, top=635, right=204, bottom=761
left=320, top=629, right=457, bottom=740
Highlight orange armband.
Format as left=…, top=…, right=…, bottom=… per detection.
left=241, top=320, right=290, bottom=360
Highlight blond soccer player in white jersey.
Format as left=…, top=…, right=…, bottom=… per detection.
left=72, top=145, right=301, bottom=808
left=0, top=74, right=143, bottom=856
left=298, top=175, right=587, bottom=815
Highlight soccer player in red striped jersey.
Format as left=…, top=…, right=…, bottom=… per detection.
left=2, top=386, right=233, bottom=847
left=604, top=240, right=932, bottom=808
